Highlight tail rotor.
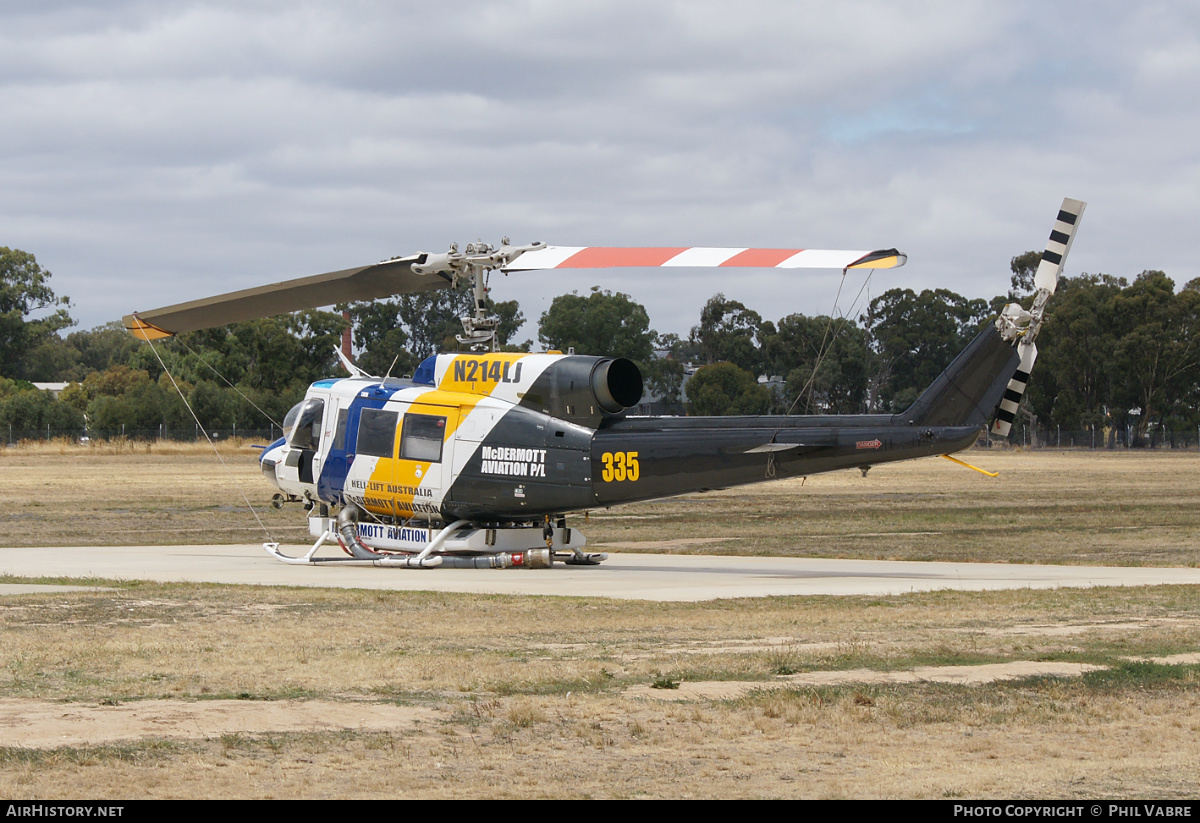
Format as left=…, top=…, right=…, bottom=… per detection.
left=991, top=197, right=1086, bottom=438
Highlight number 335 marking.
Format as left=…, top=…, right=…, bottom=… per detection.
left=601, top=451, right=640, bottom=482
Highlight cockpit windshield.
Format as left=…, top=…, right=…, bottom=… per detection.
left=286, top=398, right=324, bottom=450
left=282, top=401, right=303, bottom=433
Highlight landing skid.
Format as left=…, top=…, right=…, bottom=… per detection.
left=264, top=518, right=607, bottom=568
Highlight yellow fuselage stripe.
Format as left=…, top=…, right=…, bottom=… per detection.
left=363, top=389, right=484, bottom=517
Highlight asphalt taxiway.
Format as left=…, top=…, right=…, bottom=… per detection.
left=3, top=544, right=1200, bottom=601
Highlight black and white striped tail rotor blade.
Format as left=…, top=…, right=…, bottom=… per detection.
left=1034, top=198, right=1086, bottom=295
left=992, top=197, right=1086, bottom=437
left=991, top=340, right=1037, bottom=437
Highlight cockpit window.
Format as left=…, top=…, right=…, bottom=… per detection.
left=287, top=398, right=324, bottom=450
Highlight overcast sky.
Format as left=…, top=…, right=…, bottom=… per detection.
left=3, top=1, right=1199, bottom=346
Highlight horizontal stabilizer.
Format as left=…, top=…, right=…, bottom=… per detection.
left=502, top=247, right=906, bottom=272
left=743, top=442, right=804, bottom=453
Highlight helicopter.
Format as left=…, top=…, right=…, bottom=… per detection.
left=123, top=198, right=1085, bottom=569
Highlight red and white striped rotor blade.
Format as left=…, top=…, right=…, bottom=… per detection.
left=502, top=247, right=906, bottom=272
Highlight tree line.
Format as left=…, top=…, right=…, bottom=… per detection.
left=2, top=245, right=1198, bottom=441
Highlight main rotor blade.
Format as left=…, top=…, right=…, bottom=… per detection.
left=123, top=257, right=451, bottom=340
left=501, top=247, right=906, bottom=272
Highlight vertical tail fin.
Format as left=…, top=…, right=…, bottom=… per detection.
left=899, top=324, right=1020, bottom=427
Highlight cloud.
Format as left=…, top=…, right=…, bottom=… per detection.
left=1, top=1, right=1199, bottom=346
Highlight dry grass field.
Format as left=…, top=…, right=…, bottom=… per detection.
left=2, top=441, right=1199, bottom=566
left=0, top=443, right=1198, bottom=798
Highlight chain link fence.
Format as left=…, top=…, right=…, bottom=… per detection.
left=4, top=426, right=282, bottom=446
left=980, top=426, right=1200, bottom=450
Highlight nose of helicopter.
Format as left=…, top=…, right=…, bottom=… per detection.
left=259, top=438, right=285, bottom=490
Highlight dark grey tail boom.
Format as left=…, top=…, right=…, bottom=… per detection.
left=585, top=323, right=1024, bottom=509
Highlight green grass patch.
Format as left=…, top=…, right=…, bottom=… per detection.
left=0, top=574, right=138, bottom=588
left=0, top=738, right=185, bottom=766
left=1082, top=660, right=1200, bottom=691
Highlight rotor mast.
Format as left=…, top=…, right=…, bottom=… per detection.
left=411, top=238, right=545, bottom=351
